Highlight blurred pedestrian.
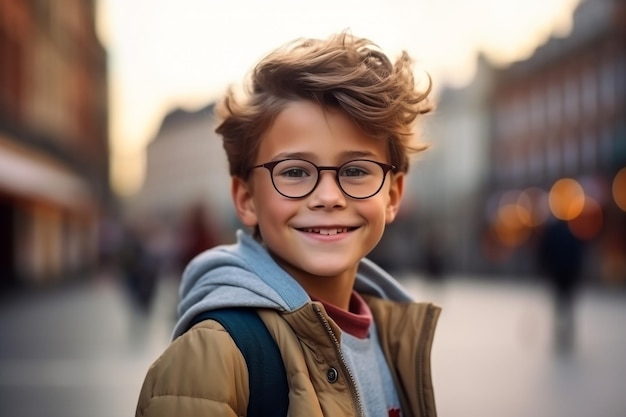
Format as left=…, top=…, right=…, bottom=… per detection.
left=136, top=32, right=441, bottom=417
left=178, top=202, right=219, bottom=269
left=423, top=232, right=445, bottom=282
left=120, top=225, right=159, bottom=313
left=537, top=218, right=585, bottom=352
left=96, top=213, right=124, bottom=274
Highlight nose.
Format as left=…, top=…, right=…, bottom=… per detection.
left=308, top=171, right=346, bottom=208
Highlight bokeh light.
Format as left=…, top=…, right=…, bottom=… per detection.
left=568, top=196, right=603, bottom=240
left=518, top=187, right=550, bottom=227
left=549, top=178, right=585, bottom=221
left=493, top=201, right=531, bottom=247
left=613, top=167, right=626, bottom=212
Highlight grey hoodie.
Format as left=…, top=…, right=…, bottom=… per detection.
left=173, top=229, right=414, bottom=339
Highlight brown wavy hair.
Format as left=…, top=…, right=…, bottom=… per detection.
left=215, top=32, right=433, bottom=178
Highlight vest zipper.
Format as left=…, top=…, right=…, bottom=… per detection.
left=312, top=304, right=364, bottom=417
left=417, top=304, right=435, bottom=417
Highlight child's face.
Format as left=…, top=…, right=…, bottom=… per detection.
left=232, top=100, right=404, bottom=285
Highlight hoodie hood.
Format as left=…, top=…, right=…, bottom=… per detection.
left=173, top=229, right=414, bottom=339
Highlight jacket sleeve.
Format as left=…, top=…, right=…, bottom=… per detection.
left=135, top=321, right=249, bottom=417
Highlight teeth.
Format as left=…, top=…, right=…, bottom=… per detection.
left=303, top=228, right=349, bottom=235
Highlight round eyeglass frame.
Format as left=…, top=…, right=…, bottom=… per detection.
left=251, top=158, right=396, bottom=199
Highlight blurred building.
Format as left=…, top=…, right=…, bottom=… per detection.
left=126, top=103, right=236, bottom=269
left=372, top=54, right=495, bottom=275
left=399, top=0, right=626, bottom=283
left=416, top=55, right=495, bottom=273
left=0, top=1, right=110, bottom=288
left=484, top=0, right=626, bottom=282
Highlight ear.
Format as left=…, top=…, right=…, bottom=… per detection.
left=231, top=176, right=258, bottom=227
left=385, top=173, right=405, bottom=224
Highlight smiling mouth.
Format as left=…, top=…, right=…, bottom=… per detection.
left=299, top=227, right=357, bottom=235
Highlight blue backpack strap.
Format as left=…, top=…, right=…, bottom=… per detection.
left=186, top=309, right=289, bottom=417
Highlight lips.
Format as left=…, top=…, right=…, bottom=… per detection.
left=299, top=227, right=357, bottom=235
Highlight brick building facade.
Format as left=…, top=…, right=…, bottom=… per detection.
left=485, top=0, right=626, bottom=281
left=0, top=0, right=110, bottom=287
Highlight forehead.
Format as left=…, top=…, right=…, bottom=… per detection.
left=256, top=100, right=387, bottom=163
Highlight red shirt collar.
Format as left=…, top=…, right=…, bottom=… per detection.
left=314, top=291, right=372, bottom=339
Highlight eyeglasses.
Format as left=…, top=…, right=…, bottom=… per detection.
left=252, top=159, right=395, bottom=199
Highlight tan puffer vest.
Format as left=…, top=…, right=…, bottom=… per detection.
left=136, top=295, right=440, bottom=417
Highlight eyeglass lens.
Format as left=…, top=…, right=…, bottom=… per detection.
left=270, top=159, right=387, bottom=198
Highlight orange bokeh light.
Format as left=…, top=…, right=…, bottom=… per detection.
left=568, top=196, right=603, bottom=240
left=613, top=167, right=626, bottom=212
left=494, top=204, right=531, bottom=247
left=549, top=178, right=585, bottom=221
left=517, top=187, right=549, bottom=227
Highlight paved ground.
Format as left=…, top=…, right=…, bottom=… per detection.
left=0, top=272, right=625, bottom=417
left=400, top=276, right=626, bottom=417
left=0, top=273, right=178, bottom=417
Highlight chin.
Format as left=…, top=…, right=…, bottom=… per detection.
left=299, top=260, right=356, bottom=278
left=272, top=249, right=360, bottom=279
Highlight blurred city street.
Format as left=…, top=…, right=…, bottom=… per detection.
left=2, top=1, right=625, bottom=416
left=1, top=272, right=625, bottom=417
left=0, top=272, right=179, bottom=417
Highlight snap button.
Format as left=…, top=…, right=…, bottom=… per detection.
left=326, top=367, right=339, bottom=383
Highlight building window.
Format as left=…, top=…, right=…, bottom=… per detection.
left=528, top=139, right=543, bottom=180
left=494, top=103, right=509, bottom=140
left=581, top=130, right=596, bottom=171
left=563, top=135, right=579, bottom=174
left=512, top=99, right=527, bottom=137
left=548, top=84, right=561, bottom=128
left=581, top=69, right=597, bottom=117
left=600, top=59, right=616, bottom=111
left=600, top=126, right=613, bottom=165
left=617, top=56, right=626, bottom=103
left=0, top=32, right=23, bottom=121
left=564, top=76, right=579, bottom=122
left=512, top=143, right=525, bottom=181
left=547, top=140, right=561, bottom=178
left=530, top=90, right=545, bottom=132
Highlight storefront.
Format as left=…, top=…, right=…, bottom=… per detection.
left=0, top=136, right=99, bottom=288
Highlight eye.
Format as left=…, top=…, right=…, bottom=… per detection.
left=340, top=164, right=370, bottom=177
left=274, top=160, right=315, bottom=179
left=280, top=167, right=310, bottom=178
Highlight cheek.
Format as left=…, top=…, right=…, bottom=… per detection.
left=378, top=186, right=398, bottom=224
left=254, top=186, right=298, bottom=226
left=259, top=200, right=292, bottom=222
left=360, top=199, right=390, bottom=227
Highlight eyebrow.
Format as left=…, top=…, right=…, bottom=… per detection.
left=271, top=150, right=378, bottom=161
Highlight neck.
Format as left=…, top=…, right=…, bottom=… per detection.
left=302, top=278, right=353, bottom=310
left=281, top=265, right=356, bottom=310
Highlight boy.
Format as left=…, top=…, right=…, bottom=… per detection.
left=136, top=32, right=440, bottom=417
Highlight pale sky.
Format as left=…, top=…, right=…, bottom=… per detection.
left=96, top=0, right=581, bottom=196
